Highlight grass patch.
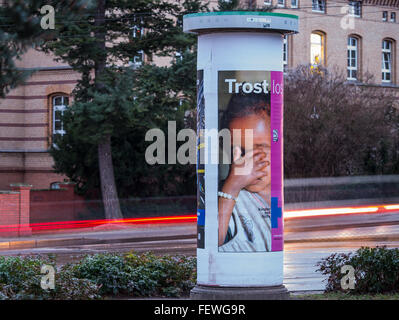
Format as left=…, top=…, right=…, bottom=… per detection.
left=294, top=292, right=399, bottom=300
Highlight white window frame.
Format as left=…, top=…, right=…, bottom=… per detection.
left=312, top=0, right=326, bottom=13
left=347, top=37, right=358, bottom=80
left=283, top=35, right=288, bottom=71
left=277, top=0, right=285, bottom=7
left=175, top=51, right=183, bottom=61
left=348, top=1, right=361, bottom=17
left=131, top=24, right=144, bottom=39
left=291, top=0, right=298, bottom=8
left=133, top=50, right=144, bottom=66
left=382, top=40, right=393, bottom=83
left=390, top=12, right=396, bottom=22
left=130, top=23, right=145, bottom=68
left=382, top=11, right=388, bottom=21
left=264, top=0, right=272, bottom=5
left=52, top=95, right=68, bottom=140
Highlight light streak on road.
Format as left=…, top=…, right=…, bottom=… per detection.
left=0, top=204, right=398, bottom=234
left=384, top=205, right=399, bottom=210
left=284, top=206, right=379, bottom=219
left=285, top=203, right=399, bottom=219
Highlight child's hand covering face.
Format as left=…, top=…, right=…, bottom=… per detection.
left=228, top=146, right=269, bottom=189
left=227, top=112, right=272, bottom=193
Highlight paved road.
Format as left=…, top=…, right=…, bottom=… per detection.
left=1, top=210, right=399, bottom=293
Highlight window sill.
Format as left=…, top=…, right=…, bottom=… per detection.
left=381, top=82, right=397, bottom=87
left=348, top=81, right=399, bottom=89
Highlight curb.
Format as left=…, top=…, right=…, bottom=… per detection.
left=285, top=234, right=399, bottom=243
left=2, top=232, right=399, bottom=251
left=0, top=233, right=196, bottom=251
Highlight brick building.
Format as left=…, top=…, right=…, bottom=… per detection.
left=0, top=49, right=80, bottom=189
left=272, top=0, right=399, bottom=83
left=0, top=0, right=398, bottom=189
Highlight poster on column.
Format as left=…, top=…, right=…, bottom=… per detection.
left=217, top=70, right=284, bottom=253
left=196, top=69, right=205, bottom=249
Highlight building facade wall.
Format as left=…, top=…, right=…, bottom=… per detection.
left=0, top=49, right=80, bottom=189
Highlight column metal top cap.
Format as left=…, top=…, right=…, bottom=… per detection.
left=183, top=11, right=299, bottom=35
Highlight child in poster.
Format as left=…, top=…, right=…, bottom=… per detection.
left=218, top=71, right=272, bottom=252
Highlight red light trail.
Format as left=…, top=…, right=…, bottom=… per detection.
left=0, top=204, right=398, bottom=234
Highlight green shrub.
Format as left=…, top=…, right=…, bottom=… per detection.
left=65, top=253, right=156, bottom=296
left=0, top=255, right=100, bottom=300
left=51, top=269, right=101, bottom=300
left=68, top=252, right=196, bottom=297
left=316, top=246, right=399, bottom=294
left=0, top=252, right=196, bottom=299
left=124, top=252, right=196, bottom=297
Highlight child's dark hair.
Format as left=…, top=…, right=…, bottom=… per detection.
left=221, top=92, right=271, bottom=130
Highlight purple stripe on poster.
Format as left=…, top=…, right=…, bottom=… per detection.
left=270, top=71, right=283, bottom=252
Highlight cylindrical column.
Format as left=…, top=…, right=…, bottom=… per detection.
left=184, top=12, right=298, bottom=299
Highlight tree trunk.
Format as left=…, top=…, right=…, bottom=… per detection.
left=94, top=0, right=122, bottom=220
left=98, top=134, right=123, bottom=219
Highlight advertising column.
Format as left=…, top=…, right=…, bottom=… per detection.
left=184, top=12, right=298, bottom=299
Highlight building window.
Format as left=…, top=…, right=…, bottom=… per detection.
left=312, top=0, right=325, bottom=13
left=264, top=0, right=272, bottom=5
left=283, top=35, right=288, bottom=71
left=310, top=32, right=325, bottom=67
left=277, top=0, right=285, bottom=7
left=348, top=1, right=361, bottom=17
left=52, top=95, right=68, bottom=143
left=291, top=0, right=298, bottom=8
left=50, top=182, right=61, bottom=190
left=382, top=40, right=393, bottom=83
left=130, top=24, right=145, bottom=68
left=390, top=12, right=396, bottom=22
left=383, top=11, right=388, bottom=21
left=347, top=37, right=358, bottom=80
left=131, top=50, right=144, bottom=67
left=131, top=24, right=144, bottom=39
left=175, top=51, right=183, bottom=61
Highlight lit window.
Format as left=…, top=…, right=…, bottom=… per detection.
left=390, top=12, right=396, bottom=22
left=382, top=40, right=393, bottom=83
left=347, top=37, right=358, bottom=80
left=311, top=32, right=325, bottom=67
left=52, top=95, right=68, bottom=143
left=312, top=0, right=325, bottom=12
left=277, top=0, right=285, bottom=7
left=283, top=35, right=288, bottom=72
left=291, top=0, right=298, bottom=8
left=383, top=11, right=388, bottom=21
left=348, top=1, right=361, bottom=17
